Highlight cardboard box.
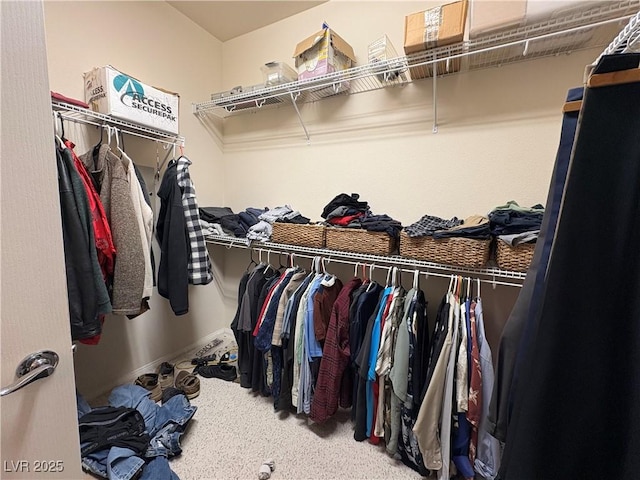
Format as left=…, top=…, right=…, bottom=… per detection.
left=84, top=65, right=179, bottom=135
left=293, top=25, right=356, bottom=83
left=404, top=1, right=468, bottom=79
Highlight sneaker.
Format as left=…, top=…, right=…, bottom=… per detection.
left=135, top=373, right=162, bottom=402
left=195, top=364, right=237, bottom=382
left=157, top=362, right=175, bottom=390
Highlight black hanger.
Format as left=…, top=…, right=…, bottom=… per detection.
left=246, top=249, right=257, bottom=271
left=119, top=129, right=125, bottom=153
left=92, top=124, right=105, bottom=163
left=57, top=113, right=67, bottom=143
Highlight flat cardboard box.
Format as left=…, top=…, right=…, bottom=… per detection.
left=84, top=65, right=179, bottom=135
left=293, top=26, right=356, bottom=83
left=404, top=0, right=468, bottom=79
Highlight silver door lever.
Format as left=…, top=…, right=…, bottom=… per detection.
left=0, top=350, right=59, bottom=397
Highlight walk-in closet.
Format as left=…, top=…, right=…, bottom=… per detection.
left=3, top=1, right=640, bottom=479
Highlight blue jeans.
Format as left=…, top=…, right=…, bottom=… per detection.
left=78, top=385, right=196, bottom=479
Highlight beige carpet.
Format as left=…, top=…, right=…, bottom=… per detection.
left=169, top=374, right=426, bottom=480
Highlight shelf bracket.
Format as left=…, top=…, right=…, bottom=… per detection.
left=289, top=91, right=310, bottom=142
left=433, top=54, right=438, bottom=134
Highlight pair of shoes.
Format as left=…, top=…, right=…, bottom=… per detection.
left=195, top=364, right=237, bottom=382
left=175, top=359, right=196, bottom=375
left=135, top=373, right=162, bottom=402
left=158, top=362, right=175, bottom=390
left=175, top=370, right=200, bottom=400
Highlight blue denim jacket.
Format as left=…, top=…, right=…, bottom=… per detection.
left=78, top=385, right=196, bottom=480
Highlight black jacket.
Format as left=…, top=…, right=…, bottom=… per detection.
left=57, top=147, right=103, bottom=340
left=156, top=162, right=189, bottom=315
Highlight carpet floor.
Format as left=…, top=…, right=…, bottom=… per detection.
left=169, top=373, right=426, bottom=480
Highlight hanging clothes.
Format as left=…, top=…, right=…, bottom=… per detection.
left=175, top=156, right=213, bottom=286
left=80, top=144, right=145, bottom=316
left=56, top=146, right=106, bottom=341
left=155, top=160, right=189, bottom=315
left=487, top=85, right=583, bottom=443
left=474, top=298, right=501, bottom=479
left=310, top=277, right=363, bottom=423
left=397, top=288, right=429, bottom=476
left=120, top=151, right=153, bottom=314
left=499, top=54, right=640, bottom=480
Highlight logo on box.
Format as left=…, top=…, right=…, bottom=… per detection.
left=113, top=74, right=176, bottom=122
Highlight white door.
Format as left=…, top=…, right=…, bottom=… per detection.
left=1, top=1, right=83, bottom=478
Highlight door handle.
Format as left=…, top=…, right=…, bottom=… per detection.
left=0, top=350, right=59, bottom=397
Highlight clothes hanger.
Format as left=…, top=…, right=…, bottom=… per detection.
left=385, top=266, right=392, bottom=288
left=476, top=277, right=481, bottom=300
left=92, top=124, right=105, bottom=164
left=53, top=113, right=65, bottom=148
left=354, top=262, right=360, bottom=278
left=366, top=264, right=376, bottom=292
left=466, top=277, right=471, bottom=300
left=413, top=269, right=419, bottom=290
left=246, top=249, right=257, bottom=271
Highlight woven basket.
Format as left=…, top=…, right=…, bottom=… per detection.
left=495, top=241, right=535, bottom=272
left=271, top=223, right=326, bottom=248
left=399, top=232, right=491, bottom=268
left=325, top=227, right=397, bottom=256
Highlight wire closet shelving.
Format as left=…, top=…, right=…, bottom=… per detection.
left=52, top=100, right=185, bottom=147
left=193, top=1, right=639, bottom=138
left=205, top=234, right=528, bottom=288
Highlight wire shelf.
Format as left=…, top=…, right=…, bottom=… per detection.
left=194, top=1, right=639, bottom=119
left=205, top=234, right=527, bottom=287
left=52, top=100, right=185, bottom=146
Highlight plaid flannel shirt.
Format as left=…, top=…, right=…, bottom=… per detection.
left=176, top=157, right=213, bottom=285
left=404, top=214, right=462, bottom=237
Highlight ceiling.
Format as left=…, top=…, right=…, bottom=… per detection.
left=167, top=1, right=327, bottom=42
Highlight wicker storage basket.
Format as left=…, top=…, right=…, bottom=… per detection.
left=495, top=240, right=535, bottom=272
left=325, top=227, right=397, bottom=256
left=399, top=232, right=491, bottom=268
left=270, top=223, right=326, bottom=248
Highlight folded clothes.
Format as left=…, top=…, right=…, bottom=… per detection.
left=404, top=214, right=462, bottom=237
left=276, top=214, right=310, bottom=224
left=259, top=205, right=294, bottom=223
left=247, top=220, right=272, bottom=242
left=200, top=220, right=230, bottom=237
left=325, top=205, right=362, bottom=220
left=499, top=230, right=539, bottom=246
left=199, top=207, right=235, bottom=223
left=327, top=212, right=365, bottom=226
left=432, top=215, right=491, bottom=240
left=321, top=193, right=369, bottom=219
left=360, top=213, right=403, bottom=238
left=489, top=201, right=544, bottom=236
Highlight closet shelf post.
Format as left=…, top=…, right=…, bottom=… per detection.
left=432, top=52, right=438, bottom=134
left=289, top=91, right=310, bottom=142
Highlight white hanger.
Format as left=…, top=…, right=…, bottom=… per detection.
left=385, top=266, right=392, bottom=287
left=466, top=277, right=471, bottom=299
left=413, top=269, right=419, bottom=290
left=354, top=262, right=359, bottom=278
left=477, top=277, right=481, bottom=299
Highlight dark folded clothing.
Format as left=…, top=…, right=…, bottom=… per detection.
left=219, top=214, right=248, bottom=238
left=321, top=193, right=369, bottom=219
left=78, top=406, right=150, bottom=458
left=432, top=222, right=492, bottom=240
left=326, top=206, right=361, bottom=220
left=489, top=211, right=543, bottom=236
left=276, top=214, right=310, bottom=224
left=360, top=213, right=403, bottom=238
left=199, top=206, right=235, bottom=223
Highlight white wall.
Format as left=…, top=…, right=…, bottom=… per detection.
left=216, top=0, right=599, bottom=347
left=43, top=1, right=228, bottom=399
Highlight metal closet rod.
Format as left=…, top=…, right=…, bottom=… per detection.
left=252, top=247, right=523, bottom=289
left=54, top=111, right=184, bottom=148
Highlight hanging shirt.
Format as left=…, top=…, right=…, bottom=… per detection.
left=310, top=278, right=363, bottom=424
left=272, top=271, right=307, bottom=346
left=175, top=156, right=213, bottom=286
left=474, top=299, right=501, bottom=479
left=468, top=300, right=483, bottom=463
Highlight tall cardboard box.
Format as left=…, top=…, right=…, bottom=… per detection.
left=404, top=0, right=468, bottom=80
left=293, top=25, right=356, bottom=97
left=84, top=65, right=180, bottom=135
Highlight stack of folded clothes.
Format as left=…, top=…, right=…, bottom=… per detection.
left=489, top=201, right=544, bottom=246
left=432, top=214, right=492, bottom=240
left=199, top=206, right=266, bottom=239
left=404, top=214, right=462, bottom=237
left=321, top=193, right=403, bottom=239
